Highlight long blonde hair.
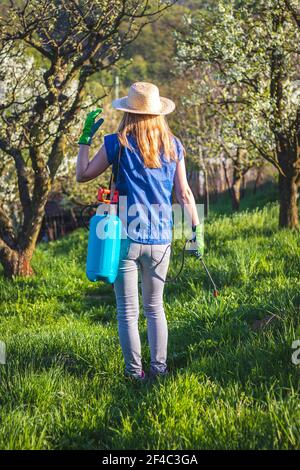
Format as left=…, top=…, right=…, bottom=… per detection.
left=117, top=112, right=177, bottom=168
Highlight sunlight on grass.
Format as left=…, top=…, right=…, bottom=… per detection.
left=0, top=190, right=299, bottom=449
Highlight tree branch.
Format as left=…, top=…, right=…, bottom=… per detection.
left=0, top=140, right=32, bottom=221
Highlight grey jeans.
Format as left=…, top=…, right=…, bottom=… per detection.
left=114, top=238, right=171, bottom=376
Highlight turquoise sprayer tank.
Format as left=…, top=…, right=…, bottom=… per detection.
left=86, top=210, right=122, bottom=284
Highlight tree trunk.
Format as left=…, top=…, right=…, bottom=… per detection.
left=231, top=175, right=242, bottom=211
left=0, top=191, right=47, bottom=278
left=1, top=248, right=34, bottom=278
left=187, top=170, right=199, bottom=199
left=223, top=162, right=242, bottom=211
left=240, top=175, right=246, bottom=199
left=203, top=167, right=210, bottom=217
left=222, top=160, right=232, bottom=199
left=253, top=167, right=262, bottom=194
left=278, top=173, right=299, bottom=228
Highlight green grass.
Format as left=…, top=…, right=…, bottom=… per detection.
left=208, top=181, right=279, bottom=216
left=0, top=187, right=300, bottom=450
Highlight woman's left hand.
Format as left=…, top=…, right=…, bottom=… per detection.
left=78, top=108, right=104, bottom=146
left=189, top=224, right=204, bottom=257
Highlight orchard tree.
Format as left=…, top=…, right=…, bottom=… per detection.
left=0, top=0, right=174, bottom=278
left=177, top=0, right=300, bottom=227
left=176, top=66, right=262, bottom=210
left=213, top=92, right=263, bottom=211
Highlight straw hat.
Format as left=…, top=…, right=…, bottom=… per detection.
left=112, top=82, right=175, bottom=115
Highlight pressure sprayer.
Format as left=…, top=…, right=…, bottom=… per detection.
left=83, top=187, right=121, bottom=284
left=81, top=144, right=218, bottom=294
left=81, top=195, right=219, bottom=297
left=83, top=144, right=123, bottom=284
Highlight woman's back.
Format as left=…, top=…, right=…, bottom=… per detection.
left=104, top=132, right=184, bottom=244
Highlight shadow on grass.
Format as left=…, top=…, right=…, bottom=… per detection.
left=4, top=280, right=297, bottom=382
left=52, top=307, right=297, bottom=449
left=54, top=378, right=166, bottom=450
left=207, top=182, right=278, bottom=218
left=2, top=277, right=299, bottom=450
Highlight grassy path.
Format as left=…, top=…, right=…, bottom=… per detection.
left=0, top=189, right=299, bottom=449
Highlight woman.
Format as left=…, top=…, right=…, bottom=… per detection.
left=76, top=82, right=202, bottom=381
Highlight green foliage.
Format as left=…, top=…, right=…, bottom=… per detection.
left=176, top=0, right=300, bottom=171
left=0, top=0, right=177, bottom=254
left=122, top=5, right=184, bottom=83
left=118, top=1, right=189, bottom=137
left=0, top=192, right=299, bottom=449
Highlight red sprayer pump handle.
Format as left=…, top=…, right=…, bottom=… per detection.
left=98, top=187, right=119, bottom=205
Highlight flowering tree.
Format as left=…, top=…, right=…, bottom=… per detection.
left=174, top=65, right=262, bottom=211
left=0, top=0, right=174, bottom=278
left=177, top=0, right=300, bottom=227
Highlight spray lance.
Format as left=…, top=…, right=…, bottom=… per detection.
left=191, top=251, right=219, bottom=297
left=189, top=224, right=219, bottom=297
left=166, top=226, right=219, bottom=297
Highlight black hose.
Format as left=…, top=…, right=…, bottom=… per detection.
left=80, top=204, right=99, bottom=230
left=165, top=239, right=189, bottom=283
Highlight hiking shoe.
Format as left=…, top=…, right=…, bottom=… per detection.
left=124, top=370, right=146, bottom=382
left=149, top=366, right=169, bottom=380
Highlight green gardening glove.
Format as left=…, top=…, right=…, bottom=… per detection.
left=78, top=108, right=104, bottom=145
left=188, top=224, right=204, bottom=257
